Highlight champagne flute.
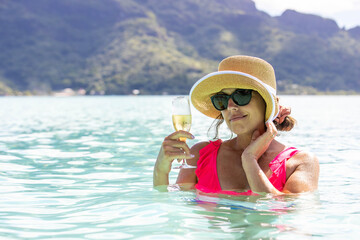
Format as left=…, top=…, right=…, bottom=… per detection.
left=172, top=96, right=196, bottom=169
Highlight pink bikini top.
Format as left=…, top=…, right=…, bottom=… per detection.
left=195, top=140, right=299, bottom=195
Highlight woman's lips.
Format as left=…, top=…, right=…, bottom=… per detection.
left=230, top=115, right=247, bottom=122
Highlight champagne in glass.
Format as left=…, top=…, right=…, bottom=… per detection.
left=172, top=96, right=196, bottom=169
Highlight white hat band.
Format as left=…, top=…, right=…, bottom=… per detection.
left=189, top=70, right=277, bottom=123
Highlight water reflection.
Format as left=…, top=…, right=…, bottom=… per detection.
left=182, top=191, right=322, bottom=239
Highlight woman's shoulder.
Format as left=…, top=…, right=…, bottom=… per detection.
left=191, top=140, right=212, bottom=151
left=191, top=141, right=210, bottom=150
left=283, top=149, right=320, bottom=192
left=292, top=150, right=318, bottom=165
left=272, top=141, right=317, bottom=163
left=190, top=139, right=222, bottom=153
left=270, top=140, right=318, bottom=168
left=286, top=148, right=319, bottom=174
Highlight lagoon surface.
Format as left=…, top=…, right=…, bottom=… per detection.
left=0, top=95, right=359, bottom=239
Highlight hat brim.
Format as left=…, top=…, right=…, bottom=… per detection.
left=189, top=71, right=279, bottom=123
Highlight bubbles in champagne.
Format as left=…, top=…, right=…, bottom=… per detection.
left=172, top=114, right=192, bottom=132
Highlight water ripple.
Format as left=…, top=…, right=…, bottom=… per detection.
left=0, top=96, right=359, bottom=239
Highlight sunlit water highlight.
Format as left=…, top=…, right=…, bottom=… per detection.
left=0, top=96, right=359, bottom=239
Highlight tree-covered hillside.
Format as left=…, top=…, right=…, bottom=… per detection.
left=0, top=0, right=359, bottom=95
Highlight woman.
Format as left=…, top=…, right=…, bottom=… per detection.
left=154, top=55, right=319, bottom=195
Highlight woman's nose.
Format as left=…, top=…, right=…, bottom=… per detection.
left=227, top=98, right=238, bottom=110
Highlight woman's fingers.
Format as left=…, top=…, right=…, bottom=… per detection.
left=162, top=134, right=194, bottom=162
left=163, top=139, right=191, bottom=154
left=155, top=131, right=195, bottom=175
left=165, top=130, right=195, bottom=141
left=156, top=131, right=195, bottom=171
left=244, top=122, right=278, bottom=161
left=166, top=150, right=195, bottom=160
left=163, top=147, right=194, bottom=163
left=266, top=121, right=278, bottom=139
left=250, top=122, right=277, bottom=145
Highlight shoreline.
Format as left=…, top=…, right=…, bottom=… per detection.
left=1, top=86, right=360, bottom=97
left=1, top=91, right=359, bottom=97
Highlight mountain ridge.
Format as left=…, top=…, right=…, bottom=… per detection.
left=0, top=0, right=359, bottom=95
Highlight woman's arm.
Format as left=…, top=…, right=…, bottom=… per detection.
left=174, top=141, right=210, bottom=190
left=242, top=157, right=283, bottom=194
left=153, top=131, right=195, bottom=189
left=242, top=122, right=282, bottom=194
left=242, top=151, right=319, bottom=195
left=242, top=122, right=319, bottom=194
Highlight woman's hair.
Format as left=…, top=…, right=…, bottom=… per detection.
left=273, top=96, right=297, bottom=132
left=207, top=114, right=224, bottom=140
left=207, top=114, right=297, bottom=140
left=274, top=115, right=297, bottom=132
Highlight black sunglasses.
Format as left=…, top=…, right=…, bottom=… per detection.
left=210, top=89, right=253, bottom=111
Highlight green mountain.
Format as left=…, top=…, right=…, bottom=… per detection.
left=0, top=0, right=359, bottom=95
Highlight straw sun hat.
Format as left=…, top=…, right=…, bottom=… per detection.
left=189, top=55, right=279, bottom=123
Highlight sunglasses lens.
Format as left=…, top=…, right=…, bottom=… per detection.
left=233, top=89, right=252, bottom=106
left=211, top=95, right=229, bottom=111
left=211, top=89, right=253, bottom=111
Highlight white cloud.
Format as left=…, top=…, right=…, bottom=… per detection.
left=253, top=0, right=360, bottom=28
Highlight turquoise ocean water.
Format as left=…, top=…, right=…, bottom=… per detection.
left=0, top=95, right=359, bottom=239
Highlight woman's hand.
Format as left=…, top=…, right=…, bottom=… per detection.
left=154, top=131, right=195, bottom=175
left=242, top=122, right=277, bottom=161
left=241, top=122, right=281, bottom=194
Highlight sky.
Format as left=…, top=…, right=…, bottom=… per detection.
left=253, top=0, right=360, bottom=29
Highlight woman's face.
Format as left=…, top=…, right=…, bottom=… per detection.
left=220, top=88, right=266, bottom=135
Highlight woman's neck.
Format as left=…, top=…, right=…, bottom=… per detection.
left=231, top=127, right=266, bottom=152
